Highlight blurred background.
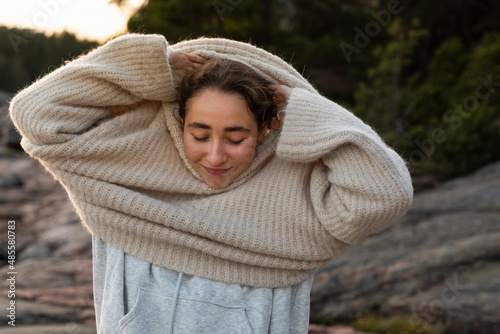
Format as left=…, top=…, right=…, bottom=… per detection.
left=0, top=0, right=499, bottom=333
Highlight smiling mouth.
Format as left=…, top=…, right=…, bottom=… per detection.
left=202, top=166, right=233, bottom=175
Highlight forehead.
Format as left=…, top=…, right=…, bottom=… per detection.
left=185, top=89, right=257, bottom=128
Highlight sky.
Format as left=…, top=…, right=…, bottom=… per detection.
left=0, top=0, right=147, bottom=42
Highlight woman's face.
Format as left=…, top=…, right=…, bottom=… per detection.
left=183, top=88, right=264, bottom=189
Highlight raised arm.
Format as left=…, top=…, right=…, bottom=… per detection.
left=10, top=34, right=204, bottom=146
left=275, top=87, right=413, bottom=245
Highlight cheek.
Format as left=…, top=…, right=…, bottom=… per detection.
left=230, top=143, right=258, bottom=165
left=183, top=136, right=202, bottom=162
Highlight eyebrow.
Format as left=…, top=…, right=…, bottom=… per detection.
left=187, top=122, right=251, bottom=133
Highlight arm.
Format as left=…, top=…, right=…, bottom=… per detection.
left=274, top=87, right=413, bottom=245
left=9, top=34, right=205, bottom=146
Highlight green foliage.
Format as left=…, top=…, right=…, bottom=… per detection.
left=0, top=27, right=97, bottom=93
left=127, top=0, right=222, bottom=41
left=354, top=14, right=500, bottom=180
left=125, top=0, right=375, bottom=102
left=353, top=18, right=428, bottom=145
left=399, top=32, right=500, bottom=179
left=434, top=32, right=500, bottom=177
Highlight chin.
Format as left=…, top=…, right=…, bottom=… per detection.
left=205, top=179, right=231, bottom=189
left=202, top=174, right=235, bottom=189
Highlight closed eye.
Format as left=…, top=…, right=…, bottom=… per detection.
left=228, top=139, right=244, bottom=145
left=193, top=136, right=209, bottom=142
left=193, top=136, right=245, bottom=145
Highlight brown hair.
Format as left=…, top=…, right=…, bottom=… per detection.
left=178, top=58, right=277, bottom=131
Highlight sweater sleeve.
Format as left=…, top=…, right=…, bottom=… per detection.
left=9, top=34, right=176, bottom=146
left=276, top=88, right=413, bottom=245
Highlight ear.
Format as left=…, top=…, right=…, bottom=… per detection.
left=257, top=124, right=269, bottom=145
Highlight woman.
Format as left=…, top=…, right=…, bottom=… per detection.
left=10, top=34, right=413, bottom=333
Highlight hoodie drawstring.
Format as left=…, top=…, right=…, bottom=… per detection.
left=168, top=272, right=183, bottom=334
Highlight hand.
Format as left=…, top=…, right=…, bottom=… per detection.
left=268, top=84, right=291, bottom=130
left=169, top=51, right=207, bottom=90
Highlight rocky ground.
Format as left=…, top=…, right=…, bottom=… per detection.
left=310, top=161, right=500, bottom=333
left=0, top=153, right=95, bottom=332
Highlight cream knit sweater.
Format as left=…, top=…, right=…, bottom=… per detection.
left=10, top=34, right=413, bottom=288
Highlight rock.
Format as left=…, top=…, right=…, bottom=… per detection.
left=0, top=296, right=75, bottom=325
left=0, top=173, right=23, bottom=188
left=0, top=154, right=95, bottom=328
left=0, top=258, right=93, bottom=290
left=0, top=323, right=97, bottom=334
left=0, top=258, right=94, bottom=326
left=17, top=243, right=54, bottom=261
left=36, top=221, right=92, bottom=259
left=308, top=324, right=375, bottom=334
left=310, top=161, right=500, bottom=333
left=15, top=285, right=94, bottom=310
left=409, top=160, right=500, bottom=213
left=0, top=242, right=8, bottom=261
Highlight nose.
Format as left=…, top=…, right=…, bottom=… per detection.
left=206, top=140, right=228, bottom=166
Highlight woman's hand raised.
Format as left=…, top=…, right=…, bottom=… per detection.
left=169, top=51, right=208, bottom=90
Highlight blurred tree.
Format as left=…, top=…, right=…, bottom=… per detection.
left=115, top=0, right=377, bottom=102
left=392, top=0, right=500, bottom=73
left=432, top=32, right=500, bottom=178
left=353, top=18, right=427, bottom=147
left=121, top=0, right=270, bottom=43
left=0, top=27, right=97, bottom=93
left=358, top=25, right=500, bottom=179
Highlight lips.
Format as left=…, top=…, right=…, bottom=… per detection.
left=202, top=165, right=233, bottom=175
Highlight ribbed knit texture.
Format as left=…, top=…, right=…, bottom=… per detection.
left=9, top=34, right=413, bottom=288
